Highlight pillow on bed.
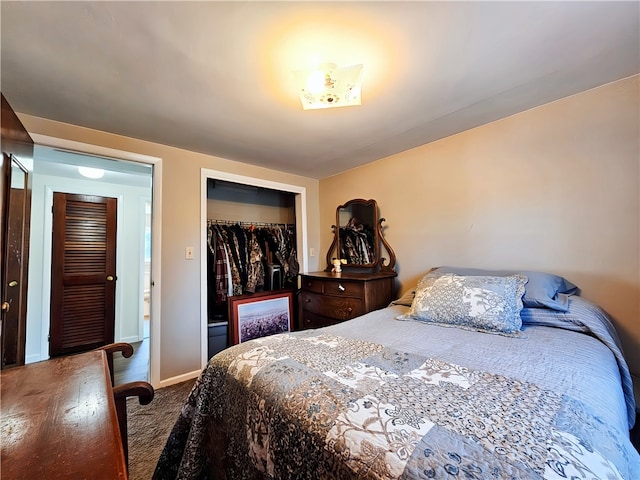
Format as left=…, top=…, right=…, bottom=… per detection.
left=389, top=288, right=416, bottom=307
left=432, top=266, right=578, bottom=312
left=397, top=272, right=527, bottom=336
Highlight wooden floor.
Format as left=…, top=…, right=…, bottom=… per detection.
left=113, top=339, right=149, bottom=386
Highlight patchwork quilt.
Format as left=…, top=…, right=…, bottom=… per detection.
left=153, top=331, right=639, bottom=479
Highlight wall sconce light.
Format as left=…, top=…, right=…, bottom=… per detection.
left=293, top=63, right=363, bottom=110
left=78, top=166, right=105, bottom=179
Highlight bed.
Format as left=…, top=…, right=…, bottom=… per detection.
left=153, top=268, right=639, bottom=479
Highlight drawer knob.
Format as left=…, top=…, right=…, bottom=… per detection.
left=347, top=307, right=352, bottom=313
left=338, top=284, right=345, bottom=292
left=305, top=298, right=311, bottom=303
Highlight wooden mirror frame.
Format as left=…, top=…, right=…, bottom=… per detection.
left=325, top=198, right=396, bottom=273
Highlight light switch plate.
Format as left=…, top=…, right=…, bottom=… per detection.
left=185, top=246, right=194, bottom=259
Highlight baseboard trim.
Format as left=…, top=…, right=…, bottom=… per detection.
left=120, top=335, right=141, bottom=344
left=25, top=353, right=43, bottom=364
left=158, top=369, right=201, bottom=389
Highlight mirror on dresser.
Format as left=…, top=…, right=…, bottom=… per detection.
left=298, top=199, right=397, bottom=331
left=324, top=198, right=396, bottom=273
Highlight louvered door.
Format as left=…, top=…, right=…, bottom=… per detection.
left=49, top=193, right=117, bottom=357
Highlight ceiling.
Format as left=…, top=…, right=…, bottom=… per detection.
left=2, top=1, right=638, bottom=180
left=33, top=145, right=153, bottom=189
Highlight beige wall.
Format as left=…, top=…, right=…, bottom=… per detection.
left=320, top=75, right=640, bottom=380
left=17, top=115, right=322, bottom=383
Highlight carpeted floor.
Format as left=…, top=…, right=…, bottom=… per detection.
left=127, top=378, right=197, bottom=480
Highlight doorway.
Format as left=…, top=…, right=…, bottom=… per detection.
left=199, top=168, right=308, bottom=368
left=24, top=144, right=157, bottom=384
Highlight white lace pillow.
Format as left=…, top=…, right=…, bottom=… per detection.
left=397, top=273, right=527, bottom=336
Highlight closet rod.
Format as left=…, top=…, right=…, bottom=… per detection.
left=207, top=219, right=294, bottom=228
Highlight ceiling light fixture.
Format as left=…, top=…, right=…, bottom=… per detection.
left=78, top=166, right=105, bottom=179
left=293, top=63, right=363, bottom=110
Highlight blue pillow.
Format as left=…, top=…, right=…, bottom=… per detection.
left=432, top=266, right=578, bottom=312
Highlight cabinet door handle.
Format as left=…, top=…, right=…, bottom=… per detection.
left=338, top=284, right=345, bottom=292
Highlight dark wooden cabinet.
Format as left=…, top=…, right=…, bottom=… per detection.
left=298, top=271, right=396, bottom=329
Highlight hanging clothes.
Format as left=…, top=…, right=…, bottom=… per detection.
left=207, top=225, right=233, bottom=321
left=206, top=221, right=298, bottom=307
left=339, top=217, right=375, bottom=264
left=245, top=229, right=265, bottom=293
left=211, top=226, right=231, bottom=302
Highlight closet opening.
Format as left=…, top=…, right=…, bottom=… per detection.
left=200, top=170, right=308, bottom=367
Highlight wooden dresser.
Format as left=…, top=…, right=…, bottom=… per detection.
left=298, top=271, right=397, bottom=329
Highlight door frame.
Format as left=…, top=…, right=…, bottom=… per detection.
left=1, top=153, right=32, bottom=367
left=29, top=134, right=162, bottom=387
left=200, top=168, right=308, bottom=368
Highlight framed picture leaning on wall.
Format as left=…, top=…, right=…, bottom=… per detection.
left=228, top=289, right=294, bottom=345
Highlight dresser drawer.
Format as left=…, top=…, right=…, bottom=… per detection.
left=300, top=310, right=342, bottom=329
left=318, top=279, right=364, bottom=298
left=300, top=276, right=325, bottom=294
left=301, top=291, right=364, bottom=320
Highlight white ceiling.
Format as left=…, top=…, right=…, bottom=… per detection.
left=2, top=1, right=638, bottom=179
left=34, top=145, right=153, bottom=189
